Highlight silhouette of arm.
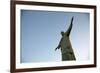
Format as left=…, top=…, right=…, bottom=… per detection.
left=65, top=16, right=74, bottom=36
left=55, top=39, right=61, bottom=51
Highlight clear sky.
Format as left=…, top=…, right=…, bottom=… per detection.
left=20, top=10, right=90, bottom=63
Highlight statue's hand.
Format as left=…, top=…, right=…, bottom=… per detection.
left=71, top=16, right=74, bottom=24
left=55, top=48, right=58, bottom=51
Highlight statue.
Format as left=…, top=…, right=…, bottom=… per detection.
left=55, top=16, right=76, bottom=61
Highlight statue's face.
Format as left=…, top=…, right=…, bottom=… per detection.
left=61, top=31, right=64, bottom=36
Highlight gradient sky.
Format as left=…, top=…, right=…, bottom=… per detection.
left=20, top=10, right=90, bottom=63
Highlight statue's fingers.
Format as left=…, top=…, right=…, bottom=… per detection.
left=55, top=48, right=57, bottom=51
left=72, top=16, right=74, bottom=21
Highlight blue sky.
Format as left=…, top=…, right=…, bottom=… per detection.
left=20, top=10, right=90, bottom=63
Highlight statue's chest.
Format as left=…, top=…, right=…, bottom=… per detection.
left=60, top=36, right=71, bottom=48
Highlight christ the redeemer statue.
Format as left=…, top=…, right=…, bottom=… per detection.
left=55, top=16, right=76, bottom=61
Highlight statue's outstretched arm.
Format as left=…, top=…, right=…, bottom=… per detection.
left=55, top=39, right=61, bottom=51
left=65, top=16, right=74, bottom=36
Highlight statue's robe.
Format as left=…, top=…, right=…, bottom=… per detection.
left=58, top=33, right=76, bottom=61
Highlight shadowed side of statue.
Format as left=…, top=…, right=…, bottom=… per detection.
left=55, top=16, right=76, bottom=61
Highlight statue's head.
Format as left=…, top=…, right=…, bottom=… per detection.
left=61, top=31, right=64, bottom=36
